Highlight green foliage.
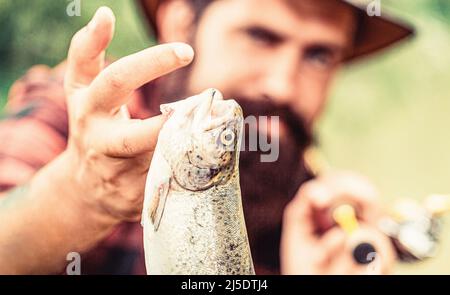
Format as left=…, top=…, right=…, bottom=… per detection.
left=0, top=0, right=151, bottom=104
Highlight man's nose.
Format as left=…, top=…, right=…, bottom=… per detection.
left=259, top=56, right=299, bottom=105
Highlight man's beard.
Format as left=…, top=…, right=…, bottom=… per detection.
left=236, top=98, right=313, bottom=274
left=143, top=67, right=314, bottom=274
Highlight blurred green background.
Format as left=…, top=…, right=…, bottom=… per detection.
left=0, top=0, right=449, bottom=274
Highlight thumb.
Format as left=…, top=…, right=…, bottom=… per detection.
left=65, top=7, right=115, bottom=94
left=90, top=114, right=169, bottom=157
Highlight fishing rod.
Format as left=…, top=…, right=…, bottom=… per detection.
left=304, top=146, right=450, bottom=264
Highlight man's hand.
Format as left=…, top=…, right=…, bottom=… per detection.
left=280, top=171, right=396, bottom=275
left=63, top=7, right=194, bottom=221
left=0, top=7, right=194, bottom=274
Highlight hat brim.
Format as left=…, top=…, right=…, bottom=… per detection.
left=342, top=1, right=414, bottom=61
left=138, top=0, right=414, bottom=62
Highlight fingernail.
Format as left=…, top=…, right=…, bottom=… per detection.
left=87, top=6, right=113, bottom=31
left=87, top=8, right=101, bottom=31
left=311, top=185, right=332, bottom=208
left=172, top=43, right=194, bottom=62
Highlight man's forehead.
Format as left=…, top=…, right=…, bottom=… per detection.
left=140, top=0, right=414, bottom=60
left=209, top=0, right=356, bottom=45
left=286, top=0, right=355, bottom=20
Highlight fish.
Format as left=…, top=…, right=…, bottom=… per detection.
left=141, top=88, right=255, bottom=275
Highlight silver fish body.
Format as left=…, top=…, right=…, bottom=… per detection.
left=142, top=89, right=254, bottom=275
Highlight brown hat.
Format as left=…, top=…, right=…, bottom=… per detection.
left=138, top=0, right=414, bottom=61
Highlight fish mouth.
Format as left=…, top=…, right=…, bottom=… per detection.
left=191, top=88, right=218, bottom=128
left=194, top=89, right=242, bottom=132
left=161, top=88, right=242, bottom=132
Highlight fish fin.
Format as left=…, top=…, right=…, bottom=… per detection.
left=149, top=178, right=171, bottom=231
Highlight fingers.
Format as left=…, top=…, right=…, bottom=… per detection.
left=284, top=182, right=330, bottom=241
left=318, top=227, right=347, bottom=256
left=319, top=224, right=396, bottom=274
left=89, top=114, right=168, bottom=157
left=305, top=172, right=381, bottom=225
left=87, top=42, right=194, bottom=114
left=318, top=172, right=379, bottom=208
left=285, top=171, right=383, bottom=244
left=65, top=7, right=115, bottom=92
left=346, top=225, right=396, bottom=274
left=283, top=173, right=394, bottom=274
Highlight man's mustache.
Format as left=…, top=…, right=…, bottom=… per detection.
left=231, top=96, right=313, bottom=149
left=147, top=74, right=313, bottom=148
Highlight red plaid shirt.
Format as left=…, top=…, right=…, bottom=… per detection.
left=0, top=63, right=155, bottom=274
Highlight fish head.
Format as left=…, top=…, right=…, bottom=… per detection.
left=159, top=88, right=243, bottom=191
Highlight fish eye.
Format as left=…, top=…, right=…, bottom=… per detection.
left=219, top=129, right=235, bottom=146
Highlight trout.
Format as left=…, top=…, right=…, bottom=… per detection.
left=141, top=88, right=255, bottom=275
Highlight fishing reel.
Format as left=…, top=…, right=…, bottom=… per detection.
left=332, top=196, right=449, bottom=264
left=304, top=147, right=450, bottom=264
left=378, top=195, right=449, bottom=262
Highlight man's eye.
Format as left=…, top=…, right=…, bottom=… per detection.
left=304, top=47, right=336, bottom=69
left=245, top=27, right=282, bottom=46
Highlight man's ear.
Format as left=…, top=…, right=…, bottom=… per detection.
left=156, top=0, right=195, bottom=43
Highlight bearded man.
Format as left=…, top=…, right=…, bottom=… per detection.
left=0, top=0, right=413, bottom=274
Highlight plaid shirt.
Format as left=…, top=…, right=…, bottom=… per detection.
left=0, top=64, right=154, bottom=274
